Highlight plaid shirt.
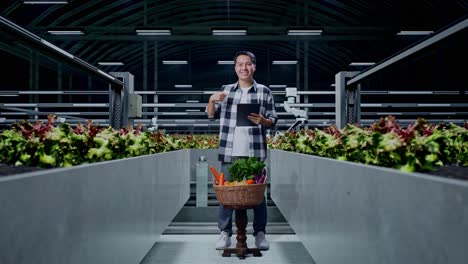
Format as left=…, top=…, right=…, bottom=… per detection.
left=209, top=80, right=278, bottom=162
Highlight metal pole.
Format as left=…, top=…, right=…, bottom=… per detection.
left=154, top=41, right=158, bottom=123
left=109, top=72, right=133, bottom=129
left=196, top=156, right=208, bottom=207
left=335, top=71, right=359, bottom=129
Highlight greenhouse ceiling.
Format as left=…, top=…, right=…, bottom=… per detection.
left=0, top=0, right=467, bottom=89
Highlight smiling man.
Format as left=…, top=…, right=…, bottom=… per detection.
left=206, top=51, right=278, bottom=250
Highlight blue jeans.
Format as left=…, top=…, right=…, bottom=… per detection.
left=218, top=158, right=267, bottom=237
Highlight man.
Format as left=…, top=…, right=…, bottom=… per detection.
left=206, top=51, right=278, bottom=250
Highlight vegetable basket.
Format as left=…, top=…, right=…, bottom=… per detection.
left=213, top=176, right=267, bottom=206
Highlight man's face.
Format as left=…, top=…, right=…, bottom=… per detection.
left=235, top=55, right=256, bottom=82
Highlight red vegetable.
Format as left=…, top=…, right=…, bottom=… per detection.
left=219, top=172, right=225, bottom=186
left=210, top=165, right=220, bottom=183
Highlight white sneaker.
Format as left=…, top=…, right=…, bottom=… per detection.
left=255, top=231, right=270, bottom=250
left=215, top=231, right=231, bottom=250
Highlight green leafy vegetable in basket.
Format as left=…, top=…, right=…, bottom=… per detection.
left=228, top=157, right=266, bottom=183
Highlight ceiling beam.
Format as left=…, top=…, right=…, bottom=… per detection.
left=49, top=1, right=102, bottom=27
left=29, top=4, right=66, bottom=27
left=69, top=0, right=135, bottom=27
left=44, top=35, right=393, bottom=41
left=33, top=25, right=394, bottom=33
left=86, top=2, right=143, bottom=26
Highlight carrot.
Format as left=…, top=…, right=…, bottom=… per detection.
left=210, top=165, right=220, bottom=183
left=219, top=172, right=225, bottom=186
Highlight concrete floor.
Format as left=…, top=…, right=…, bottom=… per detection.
left=141, top=234, right=316, bottom=264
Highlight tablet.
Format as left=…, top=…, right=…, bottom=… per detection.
left=236, top=103, right=260, bottom=126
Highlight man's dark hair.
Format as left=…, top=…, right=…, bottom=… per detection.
left=234, top=51, right=256, bottom=65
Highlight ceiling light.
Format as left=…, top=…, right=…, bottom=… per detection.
left=23, top=0, right=68, bottom=4
left=287, top=29, right=322, bottom=35
left=272, top=61, right=297, bottom=65
left=349, top=62, right=375, bottom=66
left=3, top=103, right=38, bottom=107
left=377, top=112, right=403, bottom=115
left=72, top=103, right=107, bottom=107
left=136, top=29, right=171, bottom=35
left=217, top=61, right=234, bottom=65
left=163, top=60, right=188, bottom=64
left=269, top=85, right=287, bottom=88
left=185, top=109, right=201, bottom=112
left=433, top=91, right=459, bottom=95
left=396, top=31, right=434, bottom=35
left=47, top=30, right=84, bottom=35
left=212, top=29, right=247, bottom=35
left=186, top=100, right=199, bottom=103
left=134, top=91, right=156, bottom=94
left=148, top=103, right=176, bottom=107
left=98, top=62, right=124, bottom=66
left=388, top=91, right=432, bottom=94
left=18, top=91, right=64, bottom=94
left=174, top=85, right=192, bottom=88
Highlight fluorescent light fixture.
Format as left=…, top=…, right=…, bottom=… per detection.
left=218, top=60, right=235, bottom=65
left=272, top=61, right=298, bottom=65
left=72, top=103, right=107, bottom=107
left=174, top=85, right=192, bottom=88
left=56, top=112, right=81, bottom=115
left=185, top=109, right=201, bottom=112
left=175, top=119, right=196, bottom=122
left=23, top=1, right=68, bottom=4
left=186, top=100, right=199, bottom=103
left=136, top=29, right=171, bottom=35
left=388, top=91, right=432, bottom=94
left=0, top=91, right=18, bottom=96
left=134, top=91, right=156, bottom=94
left=430, top=112, right=456, bottom=115
left=212, top=29, right=246, bottom=35
left=148, top=103, right=176, bottom=107
left=3, top=103, right=38, bottom=107
left=269, top=85, right=287, bottom=88
left=433, top=91, right=459, bottom=95
left=299, top=91, right=335, bottom=95
left=361, top=103, right=383, bottom=107
left=18, top=91, right=64, bottom=94
left=287, top=29, right=322, bottom=35
left=349, top=62, right=376, bottom=66
left=396, top=31, right=434, bottom=35
left=98, top=62, right=124, bottom=66
left=163, top=112, right=188, bottom=115
left=47, top=30, right=84, bottom=35
left=377, top=112, right=403, bottom=115
left=162, top=60, right=188, bottom=64
left=0, top=95, right=19, bottom=97
left=417, top=103, right=451, bottom=107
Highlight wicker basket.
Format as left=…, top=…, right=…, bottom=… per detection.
left=213, top=177, right=267, bottom=206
